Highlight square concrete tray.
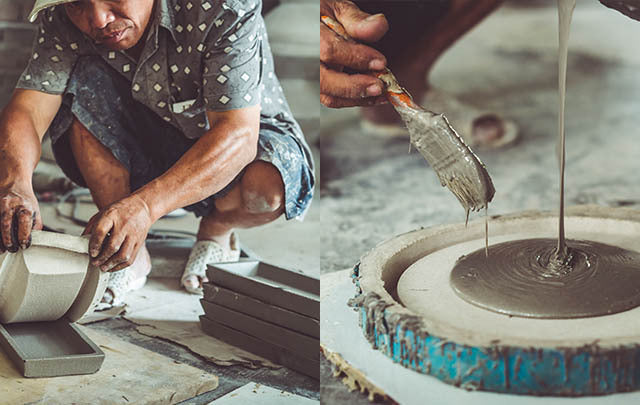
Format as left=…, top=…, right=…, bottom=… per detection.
left=206, top=260, right=319, bottom=319
left=199, top=315, right=319, bottom=379
left=0, top=320, right=104, bottom=377
left=202, top=284, right=319, bottom=338
left=200, top=300, right=318, bottom=359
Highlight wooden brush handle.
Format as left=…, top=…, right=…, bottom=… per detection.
left=321, top=15, right=422, bottom=111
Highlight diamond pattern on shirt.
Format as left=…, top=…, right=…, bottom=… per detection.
left=16, top=0, right=298, bottom=146
left=202, top=2, right=262, bottom=111
left=15, top=7, right=94, bottom=94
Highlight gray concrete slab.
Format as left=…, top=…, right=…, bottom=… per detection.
left=320, top=0, right=640, bottom=402
left=208, top=382, right=318, bottom=405
left=87, top=318, right=319, bottom=405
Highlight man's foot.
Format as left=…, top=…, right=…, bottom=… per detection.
left=98, top=246, right=151, bottom=309
left=360, top=87, right=519, bottom=149
left=181, top=232, right=241, bottom=295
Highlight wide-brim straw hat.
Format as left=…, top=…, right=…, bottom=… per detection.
left=28, top=0, right=78, bottom=23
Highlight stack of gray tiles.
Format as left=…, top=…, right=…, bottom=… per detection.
left=200, top=259, right=319, bottom=379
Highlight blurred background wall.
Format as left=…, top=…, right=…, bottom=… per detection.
left=0, top=0, right=36, bottom=107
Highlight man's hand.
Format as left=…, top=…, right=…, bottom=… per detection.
left=83, top=194, right=153, bottom=272
left=320, top=0, right=389, bottom=108
left=600, top=0, right=640, bottom=21
left=0, top=185, right=42, bottom=253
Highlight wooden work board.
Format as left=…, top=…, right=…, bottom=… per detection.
left=0, top=326, right=218, bottom=405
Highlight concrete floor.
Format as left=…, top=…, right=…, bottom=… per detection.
left=320, top=0, right=640, bottom=403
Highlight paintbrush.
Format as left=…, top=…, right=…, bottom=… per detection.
left=322, top=16, right=496, bottom=219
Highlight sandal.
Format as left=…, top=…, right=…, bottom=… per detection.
left=181, top=233, right=240, bottom=295
left=361, top=87, right=519, bottom=150
left=421, top=87, right=518, bottom=150
left=96, top=247, right=151, bottom=310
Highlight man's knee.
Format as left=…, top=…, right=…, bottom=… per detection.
left=240, top=161, right=285, bottom=214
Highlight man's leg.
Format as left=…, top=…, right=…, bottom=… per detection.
left=391, top=0, right=504, bottom=96
left=182, top=160, right=285, bottom=291
left=67, top=119, right=130, bottom=209
left=361, top=0, right=508, bottom=144
left=67, top=118, right=151, bottom=301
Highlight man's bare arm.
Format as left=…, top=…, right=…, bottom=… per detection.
left=0, top=90, right=61, bottom=180
left=0, top=89, right=62, bottom=251
left=86, top=105, right=260, bottom=270
left=138, top=106, right=261, bottom=220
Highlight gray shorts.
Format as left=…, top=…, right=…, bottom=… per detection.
left=47, top=56, right=314, bottom=219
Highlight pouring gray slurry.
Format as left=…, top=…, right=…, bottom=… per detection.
left=450, top=0, right=640, bottom=319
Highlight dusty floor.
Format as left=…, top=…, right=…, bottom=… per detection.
left=320, top=0, right=640, bottom=403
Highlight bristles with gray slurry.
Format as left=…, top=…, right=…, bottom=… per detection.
left=396, top=107, right=495, bottom=213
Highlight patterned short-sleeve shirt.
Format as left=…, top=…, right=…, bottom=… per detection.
left=16, top=0, right=310, bottom=165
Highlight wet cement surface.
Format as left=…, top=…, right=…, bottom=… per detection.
left=321, top=0, right=640, bottom=402
left=451, top=238, right=640, bottom=319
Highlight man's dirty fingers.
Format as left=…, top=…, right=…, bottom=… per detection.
left=16, top=208, right=33, bottom=249
left=101, top=237, right=134, bottom=272
left=321, top=94, right=387, bottom=108
left=32, top=210, right=43, bottom=232
left=320, top=24, right=386, bottom=72
left=320, top=64, right=385, bottom=106
left=320, top=0, right=389, bottom=109
left=104, top=238, right=137, bottom=273
left=93, top=230, right=125, bottom=270
left=0, top=189, right=41, bottom=253
left=330, top=0, right=389, bottom=42
left=89, top=217, right=115, bottom=263
left=0, top=206, right=17, bottom=253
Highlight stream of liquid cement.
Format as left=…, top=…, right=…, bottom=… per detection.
left=552, top=0, right=576, bottom=269
left=449, top=0, right=640, bottom=318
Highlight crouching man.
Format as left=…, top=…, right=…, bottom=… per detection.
left=0, top=0, right=314, bottom=305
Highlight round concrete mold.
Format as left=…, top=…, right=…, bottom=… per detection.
left=0, top=231, right=108, bottom=323
left=351, top=206, right=640, bottom=396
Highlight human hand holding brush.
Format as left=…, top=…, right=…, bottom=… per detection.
left=321, top=13, right=496, bottom=215
left=320, top=0, right=389, bottom=108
